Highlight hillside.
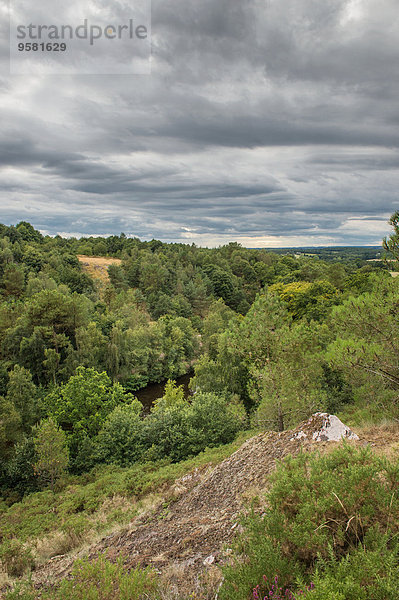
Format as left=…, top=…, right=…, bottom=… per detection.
left=16, top=415, right=397, bottom=598
left=77, top=255, right=122, bottom=286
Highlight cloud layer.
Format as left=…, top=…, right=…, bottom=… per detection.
left=1, top=0, right=398, bottom=246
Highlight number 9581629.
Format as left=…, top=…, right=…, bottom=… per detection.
left=18, top=42, right=67, bottom=51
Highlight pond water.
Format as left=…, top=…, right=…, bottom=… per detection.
left=134, top=372, right=193, bottom=413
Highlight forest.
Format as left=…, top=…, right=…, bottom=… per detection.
left=0, top=213, right=399, bottom=599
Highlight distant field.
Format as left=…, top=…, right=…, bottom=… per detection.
left=77, top=255, right=122, bottom=285
left=365, top=258, right=399, bottom=277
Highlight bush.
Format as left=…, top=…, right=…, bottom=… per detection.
left=96, top=388, right=245, bottom=466
left=96, top=401, right=145, bottom=467
left=33, top=418, right=69, bottom=491
left=0, top=539, right=34, bottom=577
left=143, top=392, right=245, bottom=462
left=220, top=444, right=399, bottom=600
left=4, top=437, right=38, bottom=498
left=5, top=556, right=156, bottom=599
left=303, top=540, right=399, bottom=600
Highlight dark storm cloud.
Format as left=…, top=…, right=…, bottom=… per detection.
left=0, top=138, right=84, bottom=167
left=0, top=0, right=398, bottom=245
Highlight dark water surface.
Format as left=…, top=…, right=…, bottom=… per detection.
left=135, top=372, right=193, bottom=413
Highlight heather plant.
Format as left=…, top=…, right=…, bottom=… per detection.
left=253, top=575, right=315, bottom=600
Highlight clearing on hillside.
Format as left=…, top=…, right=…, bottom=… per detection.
left=77, top=255, right=122, bottom=285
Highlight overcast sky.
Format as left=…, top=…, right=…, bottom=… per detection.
left=1, top=0, right=399, bottom=247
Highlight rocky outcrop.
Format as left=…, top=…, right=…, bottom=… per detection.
left=291, top=412, right=359, bottom=442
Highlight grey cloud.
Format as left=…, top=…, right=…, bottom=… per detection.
left=0, top=0, right=398, bottom=245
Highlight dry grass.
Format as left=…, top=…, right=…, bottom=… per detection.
left=34, top=530, right=84, bottom=563
left=156, top=562, right=223, bottom=600
left=0, top=569, right=10, bottom=590
left=354, top=421, right=399, bottom=459
left=77, top=255, right=122, bottom=286
left=77, top=255, right=122, bottom=267
left=30, top=490, right=166, bottom=575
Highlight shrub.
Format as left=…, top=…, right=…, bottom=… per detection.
left=4, top=437, right=38, bottom=497
left=5, top=556, right=156, bottom=599
left=97, top=389, right=245, bottom=466
left=220, top=444, right=399, bottom=600
left=144, top=392, right=245, bottom=462
left=302, top=540, right=399, bottom=600
left=33, top=418, right=69, bottom=491
left=0, top=539, right=34, bottom=577
left=96, top=401, right=145, bottom=467
left=253, top=575, right=315, bottom=599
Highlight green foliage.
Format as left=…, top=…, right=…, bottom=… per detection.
left=321, top=364, right=354, bottom=414
left=5, top=556, right=156, bottom=600
left=108, top=264, right=128, bottom=291
left=3, top=436, right=37, bottom=498
left=383, top=210, right=399, bottom=262
left=96, top=400, right=143, bottom=467
left=97, top=385, right=245, bottom=466
left=303, top=541, right=399, bottom=600
left=0, top=538, right=34, bottom=577
left=270, top=279, right=339, bottom=321
left=24, top=289, right=90, bottom=336
left=6, top=365, right=37, bottom=432
left=2, top=264, right=26, bottom=298
left=192, top=292, right=291, bottom=412
left=250, top=321, right=327, bottom=431
left=46, top=367, right=131, bottom=440
left=193, top=292, right=329, bottom=426
left=152, top=379, right=185, bottom=412
left=144, top=391, right=245, bottom=462
left=201, top=298, right=235, bottom=356
left=44, top=367, right=136, bottom=472
left=49, top=557, right=155, bottom=600
left=33, top=418, right=69, bottom=491
left=3, top=288, right=92, bottom=384
left=220, top=444, right=399, bottom=600
left=0, top=394, right=22, bottom=459
left=16, top=222, right=43, bottom=244
left=326, top=276, right=399, bottom=418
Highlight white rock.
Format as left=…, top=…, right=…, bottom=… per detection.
left=203, top=555, right=215, bottom=566
left=311, top=413, right=359, bottom=442
left=290, top=431, right=307, bottom=441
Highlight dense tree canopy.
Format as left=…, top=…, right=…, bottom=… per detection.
left=0, top=217, right=395, bottom=498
